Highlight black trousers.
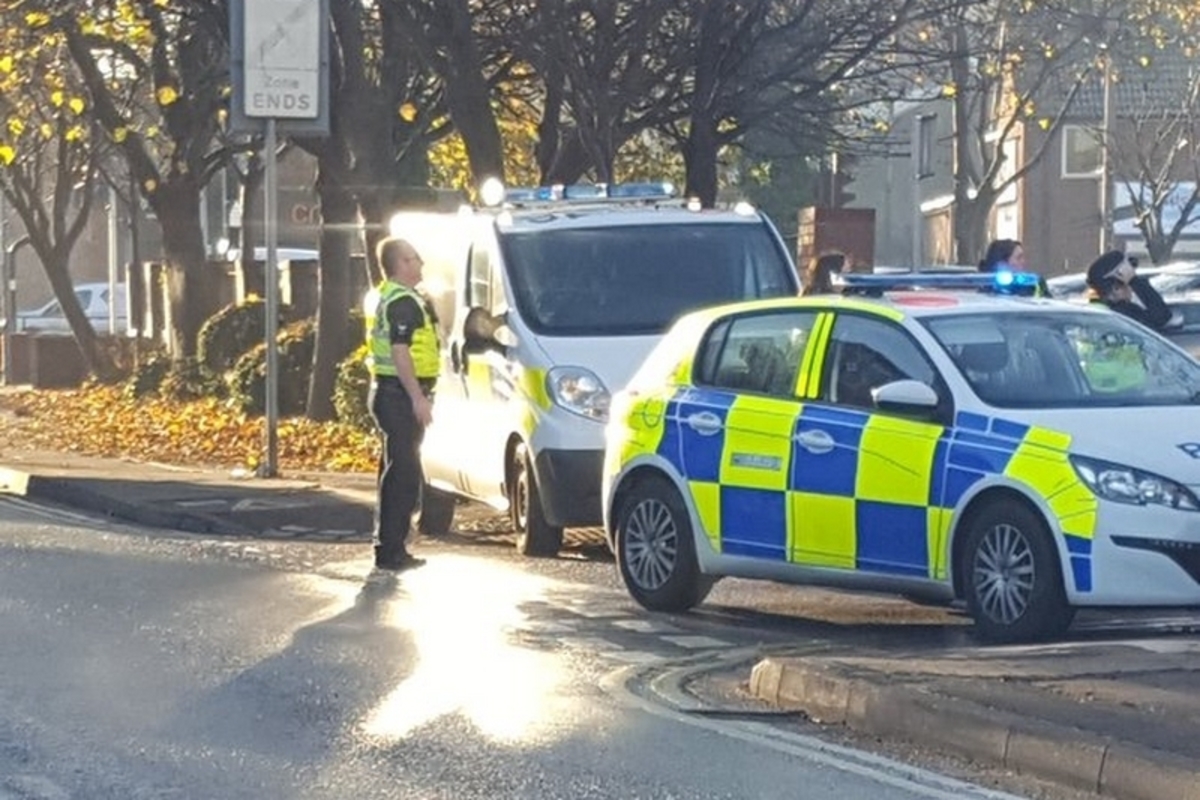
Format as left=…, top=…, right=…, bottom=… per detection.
left=368, top=379, right=426, bottom=563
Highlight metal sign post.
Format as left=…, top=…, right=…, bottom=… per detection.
left=231, top=0, right=329, bottom=478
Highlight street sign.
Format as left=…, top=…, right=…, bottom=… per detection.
left=243, top=0, right=320, bottom=119
left=228, top=0, right=330, bottom=137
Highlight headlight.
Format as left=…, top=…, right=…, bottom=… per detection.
left=1070, top=455, right=1200, bottom=511
left=546, top=366, right=610, bottom=422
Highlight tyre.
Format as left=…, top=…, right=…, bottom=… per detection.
left=961, top=500, right=1075, bottom=644
left=417, top=484, right=456, bottom=537
left=614, top=475, right=714, bottom=612
left=511, top=444, right=564, bottom=557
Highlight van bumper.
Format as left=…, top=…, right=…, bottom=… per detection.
left=534, top=448, right=604, bottom=528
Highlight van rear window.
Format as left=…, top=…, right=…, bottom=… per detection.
left=499, top=223, right=796, bottom=336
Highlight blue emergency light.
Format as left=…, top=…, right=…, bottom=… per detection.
left=837, top=270, right=1043, bottom=297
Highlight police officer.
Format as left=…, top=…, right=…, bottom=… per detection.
left=366, top=237, right=441, bottom=571
left=1085, top=250, right=1172, bottom=331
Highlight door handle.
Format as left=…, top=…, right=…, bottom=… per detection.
left=685, top=411, right=723, bottom=437
left=795, top=429, right=835, bottom=454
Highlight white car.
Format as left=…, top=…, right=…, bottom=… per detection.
left=604, top=271, right=1200, bottom=642
left=12, top=282, right=127, bottom=334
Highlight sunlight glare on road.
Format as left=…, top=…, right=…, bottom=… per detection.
left=360, top=555, right=572, bottom=745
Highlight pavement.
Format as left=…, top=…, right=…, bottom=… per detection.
left=1, top=447, right=1199, bottom=799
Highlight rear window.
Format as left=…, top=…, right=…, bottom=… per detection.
left=499, top=222, right=796, bottom=336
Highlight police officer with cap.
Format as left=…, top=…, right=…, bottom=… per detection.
left=1085, top=250, right=1173, bottom=331
left=366, top=237, right=441, bottom=571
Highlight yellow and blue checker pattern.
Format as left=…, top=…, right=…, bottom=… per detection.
left=646, top=389, right=1097, bottom=592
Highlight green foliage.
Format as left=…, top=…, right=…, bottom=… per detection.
left=198, top=299, right=299, bottom=375
left=160, top=357, right=225, bottom=403
left=333, top=344, right=373, bottom=432
left=229, top=319, right=316, bottom=417
left=123, top=349, right=173, bottom=400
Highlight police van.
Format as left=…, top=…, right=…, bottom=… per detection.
left=387, top=181, right=800, bottom=556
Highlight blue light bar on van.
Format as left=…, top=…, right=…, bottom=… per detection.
left=501, top=181, right=677, bottom=205
left=837, top=270, right=1043, bottom=296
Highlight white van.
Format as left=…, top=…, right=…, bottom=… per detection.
left=387, top=183, right=800, bottom=555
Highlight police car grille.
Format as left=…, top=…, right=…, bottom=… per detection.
left=1112, top=536, right=1200, bottom=586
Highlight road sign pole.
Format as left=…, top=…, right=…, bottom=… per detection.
left=262, top=117, right=280, bottom=478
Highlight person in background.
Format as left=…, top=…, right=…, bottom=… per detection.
left=364, top=237, right=442, bottom=571
left=978, top=238, right=1027, bottom=273
left=979, top=238, right=1049, bottom=296
left=1085, top=249, right=1173, bottom=331
left=802, top=250, right=846, bottom=296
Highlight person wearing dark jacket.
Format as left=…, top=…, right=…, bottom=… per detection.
left=1085, top=250, right=1173, bottom=331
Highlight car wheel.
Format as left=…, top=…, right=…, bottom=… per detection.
left=417, top=484, right=456, bottom=537
left=961, top=500, right=1075, bottom=644
left=615, top=475, right=713, bottom=612
left=511, top=444, right=564, bottom=557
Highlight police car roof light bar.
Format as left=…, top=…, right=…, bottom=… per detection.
left=501, top=181, right=677, bottom=207
left=836, top=270, right=1041, bottom=297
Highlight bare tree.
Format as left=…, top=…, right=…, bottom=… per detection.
left=1105, top=60, right=1200, bottom=264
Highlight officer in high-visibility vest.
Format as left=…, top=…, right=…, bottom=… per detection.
left=366, top=237, right=442, bottom=571
left=1080, top=250, right=1172, bottom=393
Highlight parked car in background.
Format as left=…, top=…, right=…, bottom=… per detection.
left=1149, top=262, right=1200, bottom=297
left=9, top=282, right=128, bottom=334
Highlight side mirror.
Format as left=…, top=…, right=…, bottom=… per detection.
left=871, top=379, right=940, bottom=414
left=463, top=306, right=514, bottom=352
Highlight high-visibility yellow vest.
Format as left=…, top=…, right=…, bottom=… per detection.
left=1080, top=340, right=1146, bottom=393
left=366, top=281, right=440, bottom=379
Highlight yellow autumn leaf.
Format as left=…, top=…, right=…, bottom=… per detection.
left=146, top=125, right=159, bottom=138
left=7, top=118, right=23, bottom=137
left=1038, top=117, right=1052, bottom=130
left=0, top=145, right=14, bottom=166
left=65, top=125, right=84, bottom=142
left=68, top=97, right=85, bottom=115
left=25, top=11, right=50, bottom=28
left=398, top=102, right=418, bottom=122
left=143, top=178, right=158, bottom=193
left=50, top=90, right=65, bottom=107
left=39, top=124, right=52, bottom=139
left=941, top=83, right=958, bottom=98
left=0, top=56, right=12, bottom=74
left=156, top=86, right=179, bottom=106
left=113, top=126, right=128, bottom=143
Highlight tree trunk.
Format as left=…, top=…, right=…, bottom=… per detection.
left=239, top=156, right=264, bottom=297
left=154, top=181, right=207, bottom=359
left=541, top=134, right=591, bottom=185
left=306, top=165, right=356, bottom=422
left=42, top=251, right=114, bottom=380
left=953, top=199, right=989, bottom=267
left=440, top=0, right=505, bottom=183
left=683, top=115, right=720, bottom=207
left=1146, top=237, right=1171, bottom=265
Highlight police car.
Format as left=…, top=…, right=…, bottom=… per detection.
left=603, top=271, right=1200, bottom=642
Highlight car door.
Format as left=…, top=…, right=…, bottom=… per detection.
left=790, top=312, right=951, bottom=579
left=676, top=309, right=820, bottom=560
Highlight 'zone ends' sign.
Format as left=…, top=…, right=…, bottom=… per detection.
left=244, top=0, right=320, bottom=119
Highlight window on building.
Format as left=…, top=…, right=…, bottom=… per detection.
left=1062, top=125, right=1102, bottom=178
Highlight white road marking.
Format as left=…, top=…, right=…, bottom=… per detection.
left=601, top=653, right=1029, bottom=800
left=662, top=634, right=733, bottom=649
left=611, top=619, right=682, bottom=634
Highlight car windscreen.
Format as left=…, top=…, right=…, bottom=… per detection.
left=498, top=222, right=795, bottom=336
left=923, top=309, right=1200, bottom=408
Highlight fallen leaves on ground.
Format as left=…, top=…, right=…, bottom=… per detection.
left=0, top=385, right=379, bottom=474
